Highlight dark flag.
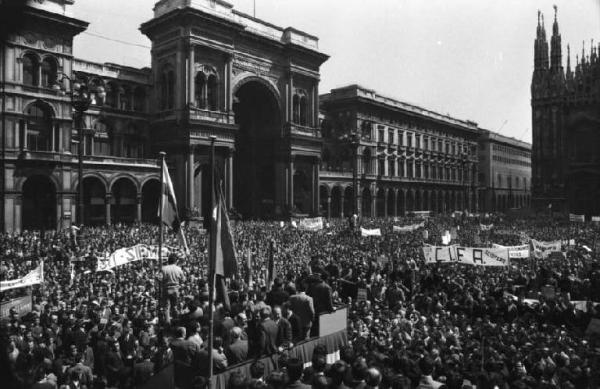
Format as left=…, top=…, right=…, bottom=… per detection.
left=211, top=183, right=237, bottom=309
left=159, top=159, right=189, bottom=253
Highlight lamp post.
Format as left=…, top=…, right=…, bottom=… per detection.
left=53, top=73, right=105, bottom=226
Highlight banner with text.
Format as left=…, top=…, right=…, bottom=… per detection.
left=298, top=217, right=324, bottom=231
left=1, top=295, right=32, bottom=318
left=569, top=213, right=585, bottom=222
left=360, top=228, right=381, bottom=237
left=97, top=245, right=171, bottom=272
left=393, top=222, right=424, bottom=233
left=422, top=245, right=509, bottom=267
left=492, top=243, right=530, bottom=259
left=531, top=239, right=562, bottom=259
left=0, top=262, right=44, bottom=292
left=480, top=223, right=494, bottom=231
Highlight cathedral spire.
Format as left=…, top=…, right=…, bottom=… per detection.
left=550, top=5, right=562, bottom=71
left=534, top=10, right=549, bottom=70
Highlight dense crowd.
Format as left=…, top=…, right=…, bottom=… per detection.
left=2, top=213, right=600, bottom=389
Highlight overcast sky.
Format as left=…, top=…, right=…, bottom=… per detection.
left=72, top=0, right=600, bottom=143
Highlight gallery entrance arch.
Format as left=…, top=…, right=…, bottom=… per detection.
left=233, top=79, right=281, bottom=219
left=22, top=175, right=56, bottom=231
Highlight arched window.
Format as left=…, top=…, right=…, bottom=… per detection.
left=207, top=74, right=218, bottom=111
left=133, top=87, right=146, bottom=112
left=123, top=123, right=143, bottom=159
left=119, top=85, right=131, bottom=111
left=105, top=82, right=119, bottom=108
left=89, top=78, right=105, bottom=106
left=22, top=54, right=38, bottom=86
left=195, top=72, right=206, bottom=108
left=292, top=94, right=300, bottom=124
left=92, top=120, right=112, bottom=156
left=299, top=95, right=308, bottom=126
left=362, top=148, right=372, bottom=175
left=41, top=57, right=57, bottom=88
left=25, top=102, right=53, bottom=151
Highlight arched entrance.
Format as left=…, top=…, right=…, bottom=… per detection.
left=343, top=186, right=353, bottom=217
left=111, top=178, right=137, bottom=224
left=376, top=188, right=385, bottom=217
left=406, top=190, right=415, bottom=213
left=387, top=190, right=395, bottom=217
left=331, top=186, right=342, bottom=218
left=142, top=179, right=161, bottom=224
left=82, top=176, right=106, bottom=226
left=233, top=80, right=281, bottom=219
left=319, top=185, right=329, bottom=218
left=362, top=187, right=372, bottom=217
left=397, top=190, right=405, bottom=216
left=22, top=175, right=56, bottom=231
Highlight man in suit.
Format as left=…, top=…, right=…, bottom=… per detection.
left=67, top=353, right=93, bottom=388
left=286, top=358, right=311, bottom=389
left=282, top=302, right=302, bottom=343
left=170, top=327, right=202, bottom=389
left=416, top=357, right=444, bottom=389
left=288, top=284, right=315, bottom=340
left=133, top=348, right=154, bottom=387
left=307, top=273, right=335, bottom=315
left=273, top=305, right=292, bottom=348
left=266, top=277, right=290, bottom=307
left=258, top=306, right=278, bottom=356
left=225, top=327, right=248, bottom=365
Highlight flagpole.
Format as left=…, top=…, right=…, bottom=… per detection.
left=158, top=152, right=166, bottom=308
left=208, top=136, right=216, bottom=381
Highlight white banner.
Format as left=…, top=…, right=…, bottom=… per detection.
left=360, top=227, right=381, bottom=237
left=492, top=243, right=530, bottom=259
left=1, top=262, right=44, bottom=292
left=441, top=230, right=452, bottom=245
left=97, top=245, right=171, bottom=272
left=480, top=223, right=494, bottom=231
left=592, top=216, right=600, bottom=223
left=422, top=245, right=508, bottom=267
left=393, top=221, right=424, bottom=233
left=298, top=217, right=324, bottom=231
left=569, top=213, right=585, bottom=222
left=531, top=239, right=562, bottom=259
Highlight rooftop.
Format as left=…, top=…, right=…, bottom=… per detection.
left=73, top=58, right=151, bottom=84
left=479, top=128, right=532, bottom=150
left=321, top=84, right=479, bottom=132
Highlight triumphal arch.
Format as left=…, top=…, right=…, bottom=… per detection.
left=141, top=0, right=329, bottom=219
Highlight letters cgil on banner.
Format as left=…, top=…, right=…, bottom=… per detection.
left=422, top=245, right=509, bottom=267
left=361, top=227, right=381, bottom=237
left=530, top=239, right=562, bottom=259
left=393, top=222, right=424, bottom=233
left=96, top=245, right=172, bottom=272
left=0, top=262, right=44, bottom=292
left=492, top=243, right=530, bottom=259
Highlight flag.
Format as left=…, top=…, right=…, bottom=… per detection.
left=211, top=183, right=237, bottom=310
left=159, top=159, right=189, bottom=254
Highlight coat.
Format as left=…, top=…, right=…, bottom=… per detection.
left=258, top=318, right=279, bottom=355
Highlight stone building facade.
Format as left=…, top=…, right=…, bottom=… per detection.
left=531, top=8, right=600, bottom=218
left=318, top=85, right=480, bottom=219
left=477, top=131, right=531, bottom=212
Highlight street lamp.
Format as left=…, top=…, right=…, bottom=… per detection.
left=53, top=73, right=105, bottom=226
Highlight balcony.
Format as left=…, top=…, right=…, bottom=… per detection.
left=15, top=150, right=158, bottom=168
left=285, top=122, right=320, bottom=138
left=188, top=108, right=235, bottom=125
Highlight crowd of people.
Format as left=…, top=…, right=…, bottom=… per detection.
left=2, top=213, right=600, bottom=389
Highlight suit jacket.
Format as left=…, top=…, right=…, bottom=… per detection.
left=68, top=363, right=93, bottom=387
left=212, top=349, right=228, bottom=372
left=289, top=293, right=315, bottom=329
left=133, top=360, right=154, bottom=386
left=308, top=281, right=334, bottom=314
left=258, top=318, right=279, bottom=355
left=225, top=339, right=248, bottom=365
left=287, top=312, right=303, bottom=342
left=170, top=338, right=202, bottom=389
left=276, top=317, right=292, bottom=346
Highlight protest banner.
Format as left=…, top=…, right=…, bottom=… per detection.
left=298, top=217, right=324, bottom=231
left=422, top=245, right=509, bottom=267
left=1, top=295, right=33, bottom=318
left=480, top=223, right=494, bottom=231
left=392, top=221, right=424, bottom=233
left=0, top=262, right=44, bottom=292
left=96, top=245, right=171, bottom=272
left=531, top=239, right=562, bottom=259
left=360, top=228, right=381, bottom=237
left=592, top=216, right=600, bottom=223
left=569, top=213, right=585, bottom=223
left=492, top=243, right=530, bottom=259
left=356, top=288, right=368, bottom=303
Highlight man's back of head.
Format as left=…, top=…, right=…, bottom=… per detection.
left=287, top=357, right=304, bottom=382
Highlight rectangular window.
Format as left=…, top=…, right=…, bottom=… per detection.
left=378, top=129, right=385, bottom=142
left=407, top=133, right=413, bottom=148
left=399, top=132, right=404, bottom=146
left=388, top=130, right=394, bottom=144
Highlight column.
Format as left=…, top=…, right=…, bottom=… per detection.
left=187, top=146, right=195, bottom=212
left=401, top=191, right=406, bottom=215
left=312, top=161, right=319, bottom=215
left=226, top=55, right=233, bottom=112
left=371, top=185, right=376, bottom=217
left=340, top=194, right=345, bottom=219
left=227, top=149, right=234, bottom=208
left=287, top=73, right=294, bottom=122
left=105, top=194, right=111, bottom=225
left=188, top=44, right=195, bottom=105
left=288, top=156, right=294, bottom=212
left=197, top=168, right=203, bottom=218
left=136, top=193, right=142, bottom=222
left=393, top=190, right=398, bottom=217
left=326, top=194, right=331, bottom=219
left=383, top=190, right=388, bottom=217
